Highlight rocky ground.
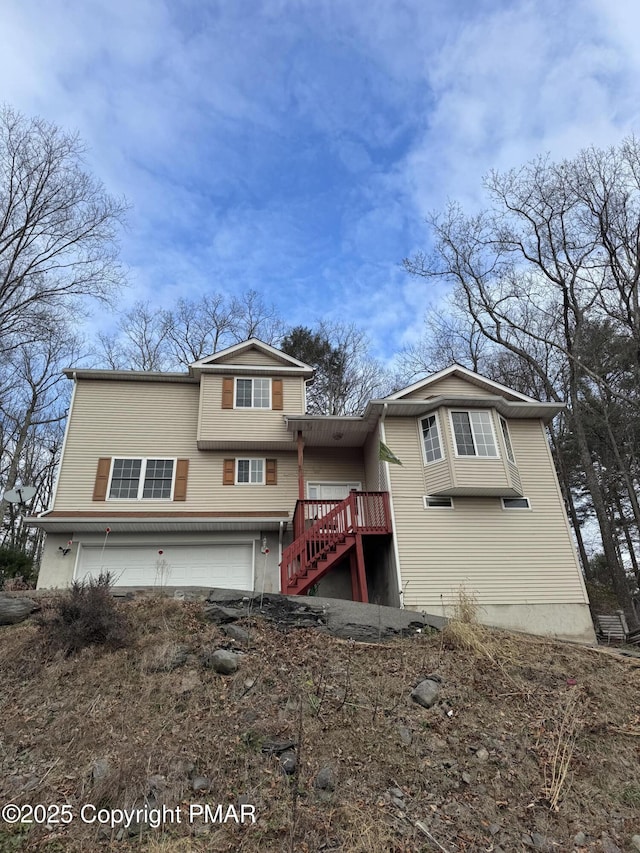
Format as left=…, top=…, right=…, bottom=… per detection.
left=0, top=593, right=639, bottom=852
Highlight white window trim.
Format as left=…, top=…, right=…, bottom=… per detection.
left=448, top=409, right=500, bottom=459
left=107, top=457, right=176, bottom=501
left=234, top=377, right=272, bottom=410
left=423, top=495, right=454, bottom=509
left=501, top=496, right=531, bottom=510
left=499, top=416, right=516, bottom=464
left=235, top=458, right=266, bottom=485
left=419, top=412, right=445, bottom=465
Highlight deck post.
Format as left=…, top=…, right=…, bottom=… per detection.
left=354, top=532, right=368, bottom=604
left=349, top=549, right=360, bottom=601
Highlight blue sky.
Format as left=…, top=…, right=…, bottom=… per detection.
left=2, top=0, right=640, bottom=362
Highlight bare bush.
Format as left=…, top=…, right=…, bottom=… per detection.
left=38, top=572, right=131, bottom=655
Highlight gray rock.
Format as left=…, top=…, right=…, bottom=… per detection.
left=600, top=836, right=622, bottom=853
left=92, top=758, right=110, bottom=782
left=147, top=774, right=166, bottom=791
left=280, top=750, right=296, bottom=774
left=206, top=649, right=239, bottom=675
left=398, top=725, right=412, bottom=746
left=222, top=624, right=250, bottom=643
left=411, top=678, right=441, bottom=709
left=192, top=776, right=210, bottom=792
left=0, top=595, right=39, bottom=625
left=531, top=832, right=556, bottom=851
left=205, top=589, right=444, bottom=640
left=314, top=767, right=335, bottom=791
left=461, top=772, right=472, bottom=785
left=573, top=832, right=587, bottom=846
left=203, top=604, right=243, bottom=624
left=489, top=823, right=501, bottom=836
left=631, top=836, right=640, bottom=852
left=474, top=747, right=489, bottom=762
left=262, top=738, right=296, bottom=755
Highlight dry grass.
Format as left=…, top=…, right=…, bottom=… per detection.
left=536, top=688, right=585, bottom=810
left=0, top=594, right=639, bottom=851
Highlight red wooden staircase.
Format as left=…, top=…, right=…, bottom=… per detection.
left=280, top=491, right=391, bottom=601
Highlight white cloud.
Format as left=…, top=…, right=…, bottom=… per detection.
left=2, top=0, right=640, bottom=361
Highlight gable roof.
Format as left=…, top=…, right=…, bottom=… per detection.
left=385, top=364, right=540, bottom=404
left=191, top=338, right=313, bottom=372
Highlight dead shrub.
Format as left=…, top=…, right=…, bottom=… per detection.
left=536, top=688, right=586, bottom=810
left=38, top=572, right=131, bottom=655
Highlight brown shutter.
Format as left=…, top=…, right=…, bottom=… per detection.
left=93, top=457, right=112, bottom=501
left=272, top=378, right=283, bottom=410
left=223, top=458, right=235, bottom=485
left=266, top=458, right=277, bottom=486
left=222, top=377, right=234, bottom=409
left=173, top=459, right=189, bottom=501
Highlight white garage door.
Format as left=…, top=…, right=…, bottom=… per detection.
left=76, top=543, right=254, bottom=590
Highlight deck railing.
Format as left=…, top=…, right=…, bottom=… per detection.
left=282, top=491, right=391, bottom=588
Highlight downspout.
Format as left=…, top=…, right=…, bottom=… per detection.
left=380, top=403, right=405, bottom=609
left=278, top=521, right=284, bottom=593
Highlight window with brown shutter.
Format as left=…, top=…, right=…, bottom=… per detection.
left=272, top=378, right=283, bottom=410
left=173, top=459, right=189, bottom=501
left=222, top=377, right=234, bottom=409
left=92, top=457, right=112, bottom=501
left=223, top=458, right=235, bottom=485
left=266, top=458, right=277, bottom=485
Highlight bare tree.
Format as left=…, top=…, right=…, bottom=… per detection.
left=281, top=322, right=392, bottom=415
left=0, top=106, right=127, bottom=353
left=0, top=326, right=82, bottom=555
left=96, top=290, right=287, bottom=371
left=164, top=294, right=235, bottom=364
left=396, top=307, right=487, bottom=380
left=97, top=301, right=171, bottom=371
left=405, top=141, right=640, bottom=623
left=228, top=289, right=285, bottom=345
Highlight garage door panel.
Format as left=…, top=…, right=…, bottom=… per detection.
left=76, top=543, right=253, bottom=589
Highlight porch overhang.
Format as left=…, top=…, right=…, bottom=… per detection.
left=284, top=414, right=377, bottom=447
left=365, top=396, right=564, bottom=423
left=25, top=513, right=290, bottom=535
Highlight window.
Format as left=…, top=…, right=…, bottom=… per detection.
left=499, top=416, right=515, bottom=463
left=450, top=411, right=498, bottom=457
left=420, top=414, right=443, bottom=463
left=236, top=458, right=265, bottom=484
left=109, top=458, right=174, bottom=500
left=236, top=377, right=270, bottom=408
left=501, top=497, right=530, bottom=509
left=423, top=495, right=453, bottom=509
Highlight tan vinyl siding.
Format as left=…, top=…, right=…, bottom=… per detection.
left=215, top=348, right=286, bottom=367
left=424, top=457, right=453, bottom=494
left=403, top=375, right=491, bottom=400
left=55, top=380, right=298, bottom=515
left=303, top=447, right=366, bottom=487
left=385, top=416, right=587, bottom=607
left=197, top=374, right=303, bottom=443
left=507, top=459, right=522, bottom=494
left=363, top=426, right=384, bottom=491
